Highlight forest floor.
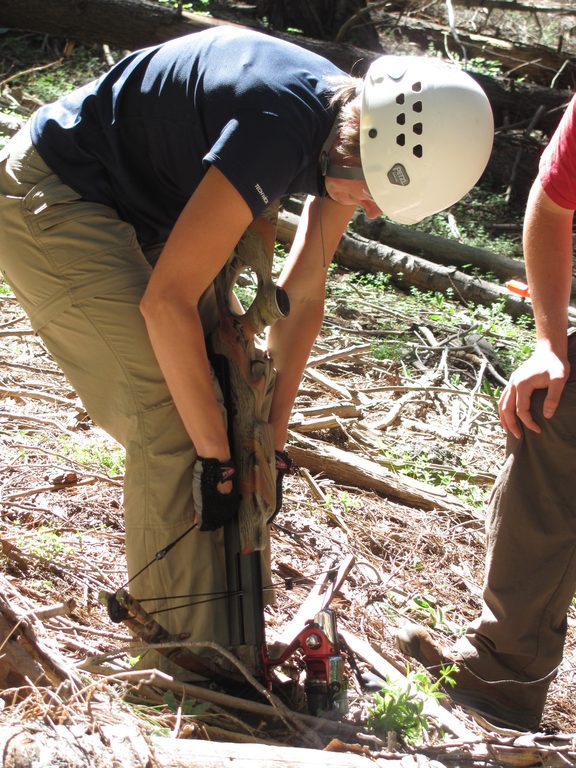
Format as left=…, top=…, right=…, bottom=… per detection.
left=1, top=250, right=576, bottom=765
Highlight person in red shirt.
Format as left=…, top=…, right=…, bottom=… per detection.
left=399, top=94, right=576, bottom=733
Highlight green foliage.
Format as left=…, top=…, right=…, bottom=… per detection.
left=380, top=444, right=486, bottom=509
left=16, top=525, right=73, bottom=559
left=24, top=49, right=110, bottom=104
left=54, top=435, right=126, bottom=476
left=465, top=57, right=506, bottom=79
left=156, top=0, right=211, bottom=13
left=406, top=594, right=461, bottom=636
left=371, top=339, right=405, bottom=361
left=0, top=277, right=14, bottom=296
left=367, top=664, right=457, bottom=744
left=351, top=271, right=392, bottom=291
left=322, top=490, right=360, bottom=518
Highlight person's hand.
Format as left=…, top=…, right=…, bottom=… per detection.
left=192, top=457, right=238, bottom=531
left=498, top=344, right=569, bottom=438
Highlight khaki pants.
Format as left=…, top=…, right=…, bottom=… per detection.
left=0, top=125, right=241, bottom=669
left=457, top=331, right=576, bottom=719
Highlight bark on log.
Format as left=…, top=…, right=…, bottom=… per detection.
left=0, top=0, right=217, bottom=51
left=0, top=724, right=408, bottom=768
left=352, top=212, right=527, bottom=282
left=287, top=436, right=471, bottom=516
left=452, top=0, right=574, bottom=14
left=0, top=0, right=572, bottom=134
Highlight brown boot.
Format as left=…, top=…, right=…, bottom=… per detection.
left=396, top=624, right=543, bottom=732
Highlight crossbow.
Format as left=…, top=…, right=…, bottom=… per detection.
left=100, top=215, right=353, bottom=715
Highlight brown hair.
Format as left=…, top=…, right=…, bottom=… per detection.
left=326, top=75, right=363, bottom=165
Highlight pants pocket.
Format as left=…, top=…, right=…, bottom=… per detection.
left=23, top=176, right=136, bottom=267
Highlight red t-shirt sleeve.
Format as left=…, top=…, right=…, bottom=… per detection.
left=539, top=95, right=576, bottom=210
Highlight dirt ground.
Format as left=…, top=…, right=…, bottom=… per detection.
left=1, top=248, right=576, bottom=767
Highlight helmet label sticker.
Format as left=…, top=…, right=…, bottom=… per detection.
left=387, top=163, right=410, bottom=186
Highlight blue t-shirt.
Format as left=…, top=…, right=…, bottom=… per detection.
left=30, top=26, right=345, bottom=246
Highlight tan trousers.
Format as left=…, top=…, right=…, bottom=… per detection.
left=0, top=125, right=247, bottom=670
left=457, top=330, right=576, bottom=720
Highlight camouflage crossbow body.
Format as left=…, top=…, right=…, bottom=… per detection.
left=207, top=203, right=288, bottom=555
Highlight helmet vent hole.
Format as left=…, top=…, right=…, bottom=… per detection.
left=396, top=94, right=405, bottom=105
left=413, top=144, right=423, bottom=158
left=396, top=134, right=406, bottom=147
left=413, top=122, right=423, bottom=135
left=396, top=113, right=406, bottom=125
left=368, top=128, right=378, bottom=139
left=413, top=101, right=423, bottom=113
left=412, top=82, right=422, bottom=92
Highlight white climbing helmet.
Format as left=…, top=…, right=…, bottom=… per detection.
left=359, top=55, right=494, bottom=225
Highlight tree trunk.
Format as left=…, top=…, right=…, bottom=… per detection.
left=378, top=14, right=576, bottom=90
left=0, top=0, right=572, bottom=136
left=0, top=0, right=369, bottom=73
left=254, top=0, right=381, bottom=50
left=0, top=0, right=215, bottom=50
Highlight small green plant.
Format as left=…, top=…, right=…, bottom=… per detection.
left=320, top=490, right=361, bottom=523
left=17, top=526, right=73, bottom=559
left=367, top=664, right=457, bottom=744
left=407, top=594, right=461, bottom=636
left=371, top=339, right=405, bottom=361
left=54, top=435, right=125, bottom=475
left=0, top=278, right=14, bottom=296
left=466, top=56, right=505, bottom=79
left=157, top=0, right=211, bottom=13
left=351, top=271, right=392, bottom=291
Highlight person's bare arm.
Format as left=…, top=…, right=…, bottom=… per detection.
left=499, top=179, right=574, bottom=437
left=267, top=195, right=355, bottom=449
left=140, top=165, right=253, bottom=461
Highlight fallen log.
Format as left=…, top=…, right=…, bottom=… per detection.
left=351, top=212, right=576, bottom=299
left=0, top=723, right=407, bottom=768
left=385, top=15, right=576, bottom=90
left=282, top=197, right=535, bottom=291
left=351, top=214, right=516, bottom=281
left=0, top=0, right=370, bottom=75
left=277, top=209, right=576, bottom=325
left=287, top=434, right=470, bottom=516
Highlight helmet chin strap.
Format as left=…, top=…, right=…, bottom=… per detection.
left=319, top=116, right=366, bottom=182
left=325, top=164, right=365, bottom=180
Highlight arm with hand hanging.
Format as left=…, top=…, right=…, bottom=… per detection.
left=140, top=166, right=253, bottom=527
left=499, top=180, right=574, bottom=438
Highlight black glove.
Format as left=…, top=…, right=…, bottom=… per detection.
left=192, top=457, right=239, bottom=531
left=268, top=449, right=292, bottom=524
